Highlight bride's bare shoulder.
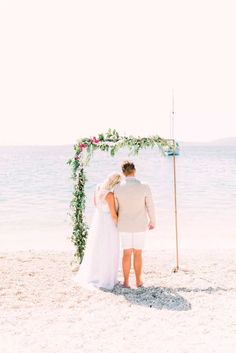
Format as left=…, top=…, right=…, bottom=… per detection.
left=105, top=191, right=115, bottom=201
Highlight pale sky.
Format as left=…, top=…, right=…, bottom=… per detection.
left=0, top=0, right=236, bottom=145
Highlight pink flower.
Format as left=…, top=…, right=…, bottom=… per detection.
left=75, top=155, right=80, bottom=161
left=79, top=143, right=86, bottom=151
left=91, top=136, right=100, bottom=144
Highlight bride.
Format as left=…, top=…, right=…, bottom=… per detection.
left=75, top=172, right=122, bottom=290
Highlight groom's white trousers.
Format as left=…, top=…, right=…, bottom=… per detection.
left=119, top=231, right=146, bottom=250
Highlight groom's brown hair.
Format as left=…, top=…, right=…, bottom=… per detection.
left=122, top=160, right=136, bottom=176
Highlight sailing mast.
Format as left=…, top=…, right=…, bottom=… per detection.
left=170, top=88, right=175, bottom=140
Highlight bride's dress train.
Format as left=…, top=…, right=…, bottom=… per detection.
left=74, top=189, right=120, bottom=290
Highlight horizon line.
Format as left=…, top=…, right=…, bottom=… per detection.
left=0, top=136, right=236, bottom=147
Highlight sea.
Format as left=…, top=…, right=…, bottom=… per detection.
left=0, top=144, right=235, bottom=251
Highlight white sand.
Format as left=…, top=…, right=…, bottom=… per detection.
left=0, top=249, right=236, bottom=353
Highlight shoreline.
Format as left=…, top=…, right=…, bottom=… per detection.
left=1, top=226, right=236, bottom=253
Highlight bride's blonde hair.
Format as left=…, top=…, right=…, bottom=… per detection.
left=101, top=172, right=122, bottom=191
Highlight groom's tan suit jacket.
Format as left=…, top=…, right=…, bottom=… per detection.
left=114, top=177, right=156, bottom=232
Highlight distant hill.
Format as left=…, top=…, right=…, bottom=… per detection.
left=209, top=137, right=236, bottom=145
left=180, top=137, right=236, bottom=146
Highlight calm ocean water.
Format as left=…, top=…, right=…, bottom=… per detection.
left=0, top=144, right=235, bottom=250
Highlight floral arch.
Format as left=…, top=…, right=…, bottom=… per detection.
left=68, top=129, right=180, bottom=271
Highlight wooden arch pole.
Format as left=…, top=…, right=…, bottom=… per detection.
left=172, top=140, right=179, bottom=272
left=170, top=89, right=180, bottom=272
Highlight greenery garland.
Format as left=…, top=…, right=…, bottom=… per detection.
left=68, top=128, right=172, bottom=262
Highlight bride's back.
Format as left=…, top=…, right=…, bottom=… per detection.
left=95, top=184, right=110, bottom=212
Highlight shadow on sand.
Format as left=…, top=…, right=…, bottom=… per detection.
left=175, top=286, right=229, bottom=293
left=109, top=285, right=192, bottom=311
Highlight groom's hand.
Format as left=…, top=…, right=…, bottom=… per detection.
left=148, top=223, right=155, bottom=230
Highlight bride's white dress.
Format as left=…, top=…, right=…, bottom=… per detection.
left=74, top=187, right=120, bottom=290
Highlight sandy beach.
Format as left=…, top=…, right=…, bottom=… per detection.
left=1, top=0, right=236, bottom=350
left=1, top=248, right=235, bottom=353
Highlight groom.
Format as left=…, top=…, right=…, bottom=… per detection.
left=114, top=161, right=156, bottom=288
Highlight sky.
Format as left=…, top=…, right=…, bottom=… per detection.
left=0, top=0, right=236, bottom=145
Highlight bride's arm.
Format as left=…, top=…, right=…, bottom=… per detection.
left=105, top=192, right=118, bottom=225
